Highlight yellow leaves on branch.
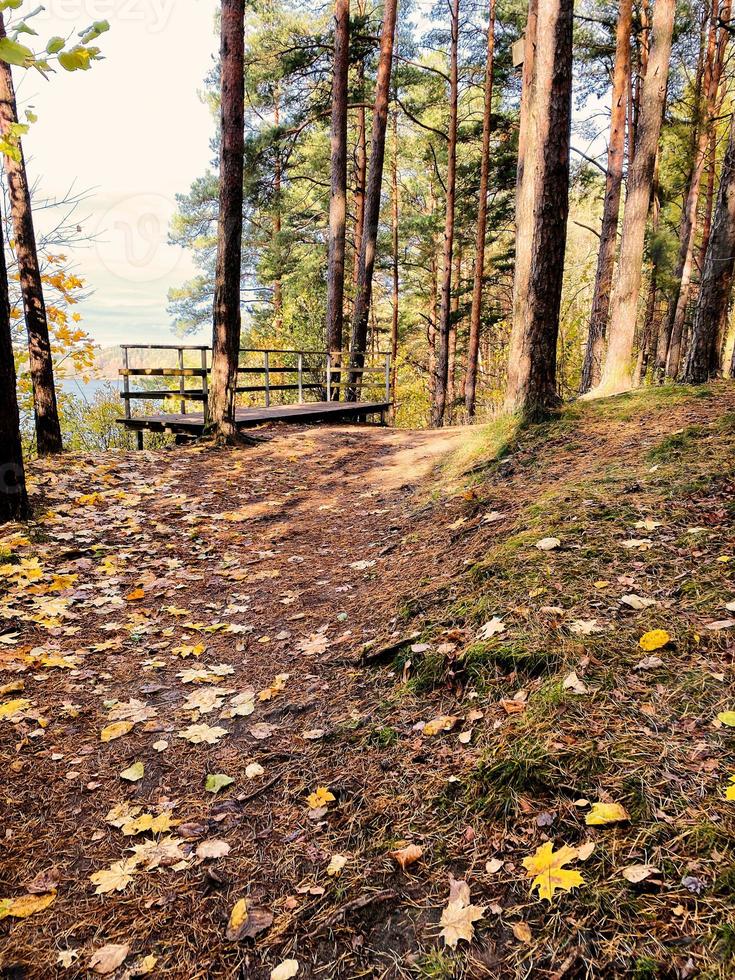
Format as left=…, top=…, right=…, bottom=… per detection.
left=522, top=842, right=584, bottom=902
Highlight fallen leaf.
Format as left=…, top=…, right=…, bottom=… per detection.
left=89, top=943, right=129, bottom=975
left=562, top=671, right=588, bottom=694
left=178, top=723, right=228, bottom=745
left=0, top=698, right=30, bottom=720
left=326, top=854, right=347, bottom=876
left=620, top=594, right=656, bottom=610
left=90, top=859, right=137, bottom=895
left=423, top=714, right=459, bottom=736
left=522, top=841, right=584, bottom=901
left=477, top=617, right=505, bottom=639
left=100, top=720, right=134, bottom=742
left=306, top=786, right=335, bottom=809
left=196, top=839, right=231, bottom=859
left=120, top=762, right=144, bottom=782
left=0, top=892, right=56, bottom=920
left=245, top=762, right=265, bottom=778
left=439, top=893, right=486, bottom=947
left=512, top=921, right=532, bottom=943
left=390, top=844, right=423, bottom=870
left=205, top=773, right=234, bottom=794
left=717, top=711, right=735, bottom=727
left=271, top=961, right=299, bottom=980
left=576, top=842, right=596, bottom=861
left=622, top=864, right=660, bottom=883
left=585, top=802, right=630, bottom=825
left=536, top=537, right=561, bottom=551
left=639, top=630, right=670, bottom=651
left=226, top=897, right=274, bottom=940
left=485, top=857, right=503, bottom=874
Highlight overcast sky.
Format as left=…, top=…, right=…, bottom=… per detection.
left=15, top=0, right=219, bottom=350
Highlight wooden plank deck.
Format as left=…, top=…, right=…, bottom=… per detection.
left=116, top=400, right=389, bottom=435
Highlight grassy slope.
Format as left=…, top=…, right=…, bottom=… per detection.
left=387, top=383, right=735, bottom=979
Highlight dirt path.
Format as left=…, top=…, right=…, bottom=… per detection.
left=1, top=424, right=465, bottom=979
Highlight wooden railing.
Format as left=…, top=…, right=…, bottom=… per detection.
left=119, top=345, right=392, bottom=426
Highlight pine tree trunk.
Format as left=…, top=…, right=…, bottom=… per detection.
left=0, top=18, right=62, bottom=456
left=579, top=0, right=632, bottom=394
left=0, top=194, right=28, bottom=523
left=390, top=108, right=399, bottom=421
left=664, top=3, right=719, bottom=379
left=505, top=0, right=573, bottom=420
left=273, top=90, right=283, bottom=334
left=464, top=0, right=496, bottom=417
left=592, top=0, right=675, bottom=397
left=209, top=0, right=245, bottom=439
left=326, top=0, right=350, bottom=397
left=431, top=0, right=460, bottom=427
left=352, top=0, right=367, bottom=293
left=348, top=0, right=398, bottom=398
left=682, top=111, right=735, bottom=383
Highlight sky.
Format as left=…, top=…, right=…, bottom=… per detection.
left=15, top=0, right=219, bottom=350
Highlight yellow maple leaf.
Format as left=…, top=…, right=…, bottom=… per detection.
left=726, top=777, right=735, bottom=801
left=0, top=891, right=56, bottom=920
left=306, top=786, right=336, bottom=809
left=90, top=859, right=137, bottom=895
left=0, top=698, right=30, bottom=721
left=423, top=715, right=459, bottom=736
left=522, top=842, right=584, bottom=901
left=639, top=629, right=670, bottom=651
left=585, top=802, right=630, bottom=825
left=100, top=720, right=134, bottom=742
left=439, top=898, right=486, bottom=947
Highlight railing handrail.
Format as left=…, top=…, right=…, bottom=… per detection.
left=120, top=343, right=391, bottom=357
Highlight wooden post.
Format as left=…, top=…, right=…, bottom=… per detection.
left=384, top=352, right=391, bottom=402
left=264, top=349, right=271, bottom=407
left=326, top=351, right=332, bottom=401
left=201, top=347, right=209, bottom=425
left=122, top=347, right=131, bottom=419
left=178, top=347, right=186, bottom=414
left=136, top=430, right=143, bottom=450
left=297, top=352, right=303, bottom=403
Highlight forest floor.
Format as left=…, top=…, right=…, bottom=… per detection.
left=1, top=382, right=735, bottom=980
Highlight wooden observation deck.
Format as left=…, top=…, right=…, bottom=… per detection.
left=116, top=345, right=391, bottom=447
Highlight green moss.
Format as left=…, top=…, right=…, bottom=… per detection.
left=413, top=950, right=456, bottom=979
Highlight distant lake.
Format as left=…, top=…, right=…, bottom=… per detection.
left=60, top=378, right=120, bottom=401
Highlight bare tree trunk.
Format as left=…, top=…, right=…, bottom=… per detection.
left=348, top=0, right=398, bottom=397
left=592, top=0, right=675, bottom=397
left=464, top=0, right=496, bottom=417
left=579, top=0, right=632, bottom=393
left=0, top=196, right=28, bottom=523
left=326, top=0, right=350, bottom=397
left=699, top=0, right=732, bottom=265
left=431, top=0, right=460, bottom=427
left=505, top=0, right=573, bottom=420
left=682, top=110, right=735, bottom=383
left=209, top=0, right=245, bottom=439
left=664, top=2, right=719, bottom=379
left=390, top=107, right=399, bottom=421
left=427, top=226, right=439, bottom=402
left=352, top=0, right=367, bottom=294
left=0, top=18, right=62, bottom=456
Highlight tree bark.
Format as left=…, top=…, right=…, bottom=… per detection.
left=464, top=0, right=496, bottom=417
left=0, top=16, right=62, bottom=456
left=431, top=0, right=460, bottom=427
left=390, top=107, right=399, bottom=421
left=352, top=0, right=367, bottom=294
left=348, top=0, right=398, bottom=397
left=273, top=90, right=283, bottom=334
left=592, top=0, right=675, bottom=397
left=699, top=1, right=732, bottom=264
left=505, top=0, right=573, bottom=420
left=209, top=0, right=245, bottom=439
left=325, top=0, right=350, bottom=396
left=682, top=110, right=735, bottom=383
left=663, top=2, right=719, bottom=379
left=579, top=0, right=632, bottom=394
left=0, top=193, right=28, bottom=523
